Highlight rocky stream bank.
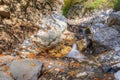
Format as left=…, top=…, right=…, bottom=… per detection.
left=0, top=0, right=120, bottom=80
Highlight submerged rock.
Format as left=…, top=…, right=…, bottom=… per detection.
left=9, top=59, right=43, bottom=80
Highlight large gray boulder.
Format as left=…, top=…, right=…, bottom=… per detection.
left=90, top=23, right=120, bottom=50
left=9, top=59, right=43, bottom=80
left=90, top=23, right=120, bottom=69
left=32, top=12, right=67, bottom=47
left=19, top=12, right=74, bottom=55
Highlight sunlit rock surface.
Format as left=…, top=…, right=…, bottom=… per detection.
left=9, top=59, right=43, bottom=80
left=19, top=12, right=75, bottom=55
left=91, top=9, right=113, bottom=24
left=0, top=71, right=14, bottom=80
left=33, top=12, right=67, bottom=47
left=0, top=55, right=18, bottom=66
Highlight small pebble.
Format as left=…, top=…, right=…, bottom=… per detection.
left=76, top=72, right=87, bottom=78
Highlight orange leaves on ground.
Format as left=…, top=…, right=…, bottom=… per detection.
left=0, top=54, right=4, bottom=57
left=26, top=53, right=36, bottom=59
left=17, top=51, right=22, bottom=55
left=6, top=71, right=12, bottom=77
left=52, top=53, right=63, bottom=58
left=3, top=65, right=9, bottom=71
left=49, top=45, right=71, bottom=58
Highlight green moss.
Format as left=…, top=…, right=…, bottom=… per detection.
left=62, top=0, right=83, bottom=16
left=62, top=0, right=72, bottom=16
left=91, top=0, right=103, bottom=9
left=62, top=0, right=120, bottom=17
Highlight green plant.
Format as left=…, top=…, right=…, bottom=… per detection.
left=114, top=0, right=120, bottom=11
left=62, top=0, right=72, bottom=16
left=90, top=0, right=103, bottom=9
left=62, top=0, right=120, bottom=17
left=62, top=0, right=83, bottom=16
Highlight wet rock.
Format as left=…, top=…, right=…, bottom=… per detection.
left=66, top=43, right=86, bottom=61
left=0, top=71, right=14, bottom=80
left=107, top=11, right=120, bottom=26
left=9, top=59, right=43, bottom=80
left=114, top=71, right=120, bottom=80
